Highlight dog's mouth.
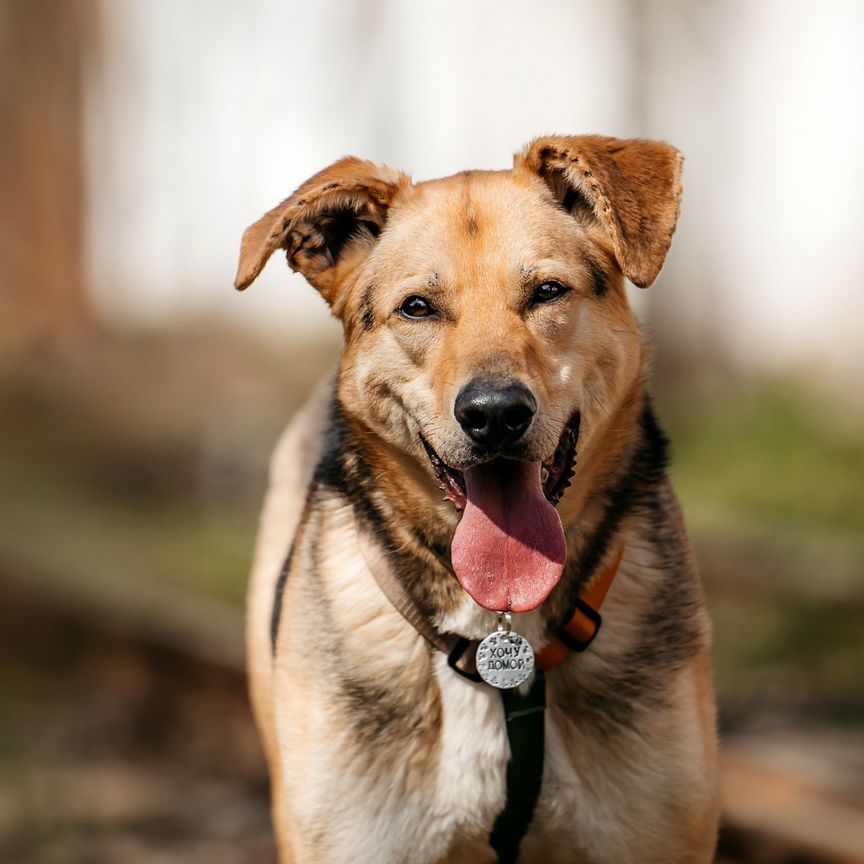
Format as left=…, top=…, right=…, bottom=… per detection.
left=421, top=414, right=579, bottom=613
left=421, top=413, right=579, bottom=511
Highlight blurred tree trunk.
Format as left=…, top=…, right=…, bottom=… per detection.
left=0, top=0, right=97, bottom=363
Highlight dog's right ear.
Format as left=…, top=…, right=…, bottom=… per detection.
left=234, top=157, right=411, bottom=307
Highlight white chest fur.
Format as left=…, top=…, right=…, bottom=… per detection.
left=427, top=654, right=510, bottom=862
left=427, top=662, right=700, bottom=864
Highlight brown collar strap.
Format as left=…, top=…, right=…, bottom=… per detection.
left=356, top=528, right=482, bottom=679
left=356, top=522, right=624, bottom=680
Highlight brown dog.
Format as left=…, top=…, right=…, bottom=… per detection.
left=236, top=135, right=719, bottom=863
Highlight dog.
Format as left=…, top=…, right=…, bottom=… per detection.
left=235, top=135, right=720, bottom=863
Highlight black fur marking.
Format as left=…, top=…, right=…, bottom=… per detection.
left=314, top=402, right=389, bottom=541
left=269, top=489, right=323, bottom=656
left=553, top=404, right=704, bottom=731
left=312, top=398, right=401, bottom=560
left=557, top=403, right=669, bottom=619
left=270, top=484, right=320, bottom=655
left=311, top=397, right=354, bottom=491
left=359, top=283, right=376, bottom=331
left=270, top=539, right=296, bottom=656
left=557, top=504, right=703, bottom=732
left=584, top=254, right=609, bottom=298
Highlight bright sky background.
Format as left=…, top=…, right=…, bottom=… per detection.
left=84, top=0, right=864, bottom=376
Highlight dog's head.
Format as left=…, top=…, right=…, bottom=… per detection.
left=237, top=136, right=682, bottom=613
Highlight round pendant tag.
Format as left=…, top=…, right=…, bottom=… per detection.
left=476, top=630, right=535, bottom=689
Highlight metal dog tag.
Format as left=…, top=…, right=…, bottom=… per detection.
left=476, top=613, right=535, bottom=690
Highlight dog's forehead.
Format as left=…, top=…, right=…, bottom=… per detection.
left=376, top=169, right=575, bottom=270
left=404, top=169, right=558, bottom=231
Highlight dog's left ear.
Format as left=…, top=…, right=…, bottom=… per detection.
left=234, top=157, right=411, bottom=306
left=515, top=135, right=683, bottom=288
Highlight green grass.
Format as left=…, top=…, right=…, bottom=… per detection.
left=666, top=382, right=864, bottom=541
left=0, top=455, right=256, bottom=607
left=710, top=594, right=864, bottom=723
left=659, top=381, right=864, bottom=720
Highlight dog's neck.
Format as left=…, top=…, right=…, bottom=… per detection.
left=319, top=381, right=666, bottom=640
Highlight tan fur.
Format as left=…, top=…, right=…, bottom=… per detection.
left=239, top=136, right=719, bottom=863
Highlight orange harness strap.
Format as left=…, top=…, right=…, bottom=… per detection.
left=535, top=543, right=625, bottom=672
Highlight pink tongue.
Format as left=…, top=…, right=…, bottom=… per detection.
left=451, top=460, right=566, bottom=612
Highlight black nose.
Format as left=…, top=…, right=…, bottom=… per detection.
left=454, top=380, right=537, bottom=447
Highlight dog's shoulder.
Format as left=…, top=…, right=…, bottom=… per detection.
left=268, top=373, right=336, bottom=495
left=246, top=373, right=336, bottom=732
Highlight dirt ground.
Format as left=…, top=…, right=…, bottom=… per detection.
left=0, top=585, right=275, bottom=864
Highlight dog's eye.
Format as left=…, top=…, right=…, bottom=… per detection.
left=531, top=281, right=569, bottom=306
left=399, top=295, right=434, bottom=319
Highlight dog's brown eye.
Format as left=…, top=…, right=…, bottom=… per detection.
left=531, top=281, right=569, bottom=306
left=399, top=295, right=434, bottom=319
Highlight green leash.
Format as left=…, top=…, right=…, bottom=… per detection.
left=489, top=670, right=547, bottom=863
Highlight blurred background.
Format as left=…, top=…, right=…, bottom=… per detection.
left=1, top=1, right=862, bottom=862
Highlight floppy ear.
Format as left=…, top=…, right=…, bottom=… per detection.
left=234, top=157, right=411, bottom=305
left=515, top=135, right=683, bottom=288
